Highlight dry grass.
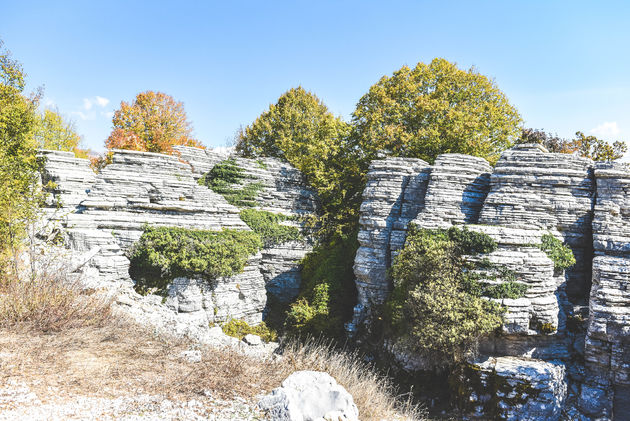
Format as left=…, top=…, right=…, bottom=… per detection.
left=0, top=268, right=111, bottom=332
left=0, top=252, right=424, bottom=420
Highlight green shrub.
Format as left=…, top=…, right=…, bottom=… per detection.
left=285, top=231, right=358, bottom=338
left=385, top=225, right=505, bottom=367
left=239, top=209, right=302, bottom=247
left=199, top=159, right=264, bottom=207
left=128, top=226, right=262, bottom=292
left=482, top=281, right=528, bottom=300
left=221, top=318, right=277, bottom=342
left=539, top=233, right=576, bottom=270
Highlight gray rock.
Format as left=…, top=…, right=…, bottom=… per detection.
left=258, top=371, right=359, bottom=421
left=242, top=334, right=262, bottom=346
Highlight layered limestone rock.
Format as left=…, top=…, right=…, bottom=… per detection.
left=454, top=356, right=567, bottom=421
left=172, top=144, right=232, bottom=178
left=478, top=144, right=595, bottom=301
left=350, top=145, right=599, bottom=419
left=412, top=153, right=491, bottom=229
left=351, top=157, right=429, bottom=329
left=579, top=162, right=630, bottom=419
left=200, top=156, right=319, bottom=303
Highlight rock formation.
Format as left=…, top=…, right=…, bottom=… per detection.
left=351, top=144, right=629, bottom=420
left=38, top=147, right=317, bottom=341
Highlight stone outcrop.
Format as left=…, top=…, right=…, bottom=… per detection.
left=38, top=147, right=318, bottom=342
left=478, top=144, right=595, bottom=301
left=579, top=162, right=630, bottom=419
left=350, top=157, right=428, bottom=330
left=350, top=144, right=627, bottom=420
left=454, top=356, right=567, bottom=421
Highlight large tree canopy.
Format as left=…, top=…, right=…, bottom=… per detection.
left=236, top=87, right=361, bottom=230
left=351, top=58, right=522, bottom=164
left=106, top=91, right=203, bottom=153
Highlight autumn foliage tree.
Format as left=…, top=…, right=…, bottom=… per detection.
left=105, top=91, right=203, bottom=153
left=520, top=128, right=627, bottom=161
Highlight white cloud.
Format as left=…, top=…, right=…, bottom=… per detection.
left=95, top=96, right=110, bottom=107
left=72, top=111, right=95, bottom=121
left=83, top=98, right=93, bottom=110
left=100, top=111, right=114, bottom=119
left=44, top=98, right=56, bottom=108
left=590, top=121, right=620, bottom=138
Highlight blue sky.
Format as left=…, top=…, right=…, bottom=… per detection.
left=2, top=1, right=630, bottom=159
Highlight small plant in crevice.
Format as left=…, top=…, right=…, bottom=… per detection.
left=199, top=159, right=264, bottom=207
left=538, top=233, right=576, bottom=271
left=239, top=208, right=302, bottom=247
left=127, top=225, right=262, bottom=294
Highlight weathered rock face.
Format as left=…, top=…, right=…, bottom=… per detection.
left=350, top=157, right=429, bottom=330
left=579, top=162, right=630, bottom=419
left=350, top=145, right=628, bottom=420
left=38, top=148, right=318, bottom=340
left=454, top=356, right=567, bottom=421
left=198, top=156, right=319, bottom=303
left=478, top=144, right=595, bottom=301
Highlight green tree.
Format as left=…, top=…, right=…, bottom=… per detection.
left=106, top=91, right=203, bottom=153
left=0, top=40, right=42, bottom=270
left=34, top=109, right=88, bottom=158
left=351, top=58, right=522, bottom=164
left=235, top=87, right=361, bottom=233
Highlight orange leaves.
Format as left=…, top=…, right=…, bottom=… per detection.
left=105, top=91, right=203, bottom=154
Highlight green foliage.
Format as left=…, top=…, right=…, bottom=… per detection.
left=0, top=40, right=42, bottom=270
left=239, top=209, right=301, bottom=247
left=352, top=58, right=522, bottom=165
left=385, top=226, right=505, bottom=367
left=221, top=318, right=277, bottom=342
left=519, top=128, right=627, bottom=161
left=235, top=86, right=361, bottom=234
left=285, top=231, right=359, bottom=338
left=199, top=159, right=263, bottom=207
left=482, top=281, right=528, bottom=300
left=128, top=226, right=262, bottom=292
left=34, top=109, right=87, bottom=158
left=539, top=233, right=576, bottom=270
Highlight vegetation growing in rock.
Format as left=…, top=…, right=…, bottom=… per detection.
left=128, top=226, right=262, bottom=293
left=538, top=233, right=576, bottom=271
left=199, top=159, right=264, bottom=207
left=384, top=226, right=506, bottom=367
left=239, top=209, right=301, bottom=247
left=285, top=232, right=358, bottom=338
left=220, top=318, right=277, bottom=342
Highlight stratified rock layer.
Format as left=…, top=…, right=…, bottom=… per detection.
left=351, top=157, right=429, bottom=329
left=38, top=147, right=318, bottom=339
left=579, top=162, right=630, bottom=419
left=478, top=144, right=595, bottom=301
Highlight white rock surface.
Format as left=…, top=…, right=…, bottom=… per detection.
left=258, top=371, right=359, bottom=421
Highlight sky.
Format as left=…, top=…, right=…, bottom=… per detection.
left=2, top=1, right=630, bottom=160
